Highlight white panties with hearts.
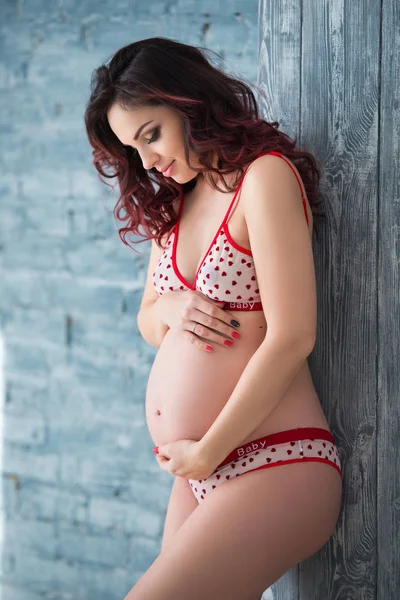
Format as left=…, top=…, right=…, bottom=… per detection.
left=188, top=427, right=342, bottom=504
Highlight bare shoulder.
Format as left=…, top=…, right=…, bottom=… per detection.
left=241, top=153, right=313, bottom=234
left=244, top=153, right=307, bottom=198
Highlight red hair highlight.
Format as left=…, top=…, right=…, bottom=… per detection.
left=84, top=37, right=324, bottom=252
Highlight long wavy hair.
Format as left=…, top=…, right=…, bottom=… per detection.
left=84, top=37, right=324, bottom=251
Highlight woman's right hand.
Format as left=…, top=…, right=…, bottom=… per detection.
left=154, top=290, right=241, bottom=352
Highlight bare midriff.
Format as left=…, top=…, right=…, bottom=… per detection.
left=145, top=309, right=330, bottom=450
left=145, top=167, right=331, bottom=452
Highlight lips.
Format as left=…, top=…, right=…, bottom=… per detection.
left=160, top=160, right=174, bottom=174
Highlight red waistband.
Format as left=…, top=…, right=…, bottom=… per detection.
left=216, top=427, right=335, bottom=469
left=223, top=301, right=263, bottom=311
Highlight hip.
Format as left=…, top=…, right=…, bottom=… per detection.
left=188, top=426, right=342, bottom=504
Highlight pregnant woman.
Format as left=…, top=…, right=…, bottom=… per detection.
left=85, top=37, right=343, bottom=600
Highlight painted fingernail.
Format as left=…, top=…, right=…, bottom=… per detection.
left=152, top=447, right=159, bottom=454
left=230, top=319, right=240, bottom=328
left=232, top=331, right=241, bottom=339
left=224, top=339, right=233, bottom=347
left=205, top=345, right=214, bottom=352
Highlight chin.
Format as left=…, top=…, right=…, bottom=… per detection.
left=175, top=173, right=195, bottom=185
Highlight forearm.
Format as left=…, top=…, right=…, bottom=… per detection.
left=198, top=335, right=313, bottom=465
left=137, top=300, right=170, bottom=349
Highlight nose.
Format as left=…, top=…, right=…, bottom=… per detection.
left=139, top=149, right=159, bottom=171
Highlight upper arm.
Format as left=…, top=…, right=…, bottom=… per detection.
left=139, top=236, right=167, bottom=311
left=242, top=154, right=316, bottom=347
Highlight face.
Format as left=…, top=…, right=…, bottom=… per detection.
left=107, top=103, right=206, bottom=184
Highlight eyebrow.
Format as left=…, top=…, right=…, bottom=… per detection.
left=134, top=120, right=154, bottom=141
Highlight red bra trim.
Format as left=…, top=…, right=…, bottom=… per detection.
left=267, top=151, right=310, bottom=226
left=222, top=223, right=252, bottom=256
left=222, top=150, right=309, bottom=227
left=172, top=193, right=224, bottom=289
left=171, top=151, right=309, bottom=290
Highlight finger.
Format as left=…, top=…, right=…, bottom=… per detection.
left=181, top=321, right=221, bottom=352
left=157, top=455, right=169, bottom=462
left=182, top=321, right=215, bottom=352
left=188, top=293, right=240, bottom=333
left=197, top=301, right=241, bottom=332
left=189, top=311, right=240, bottom=346
left=157, top=445, right=170, bottom=458
left=156, top=457, right=170, bottom=472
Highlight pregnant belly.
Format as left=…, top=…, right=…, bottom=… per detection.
left=145, top=325, right=267, bottom=447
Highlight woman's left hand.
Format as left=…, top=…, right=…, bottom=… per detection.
left=155, top=439, right=219, bottom=480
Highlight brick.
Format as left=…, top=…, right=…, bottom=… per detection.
left=0, top=0, right=260, bottom=594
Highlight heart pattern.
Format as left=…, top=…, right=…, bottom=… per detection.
left=152, top=151, right=309, bottom=305
left=152, top=225, right=261, bottom=303
left=188, top=437, right=342, bottom=504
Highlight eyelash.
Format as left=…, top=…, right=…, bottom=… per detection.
left=130, top=126, right=160, bottom=154
left=145, top=126, right=160, bottom=144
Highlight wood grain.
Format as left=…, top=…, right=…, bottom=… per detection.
left=258, top=0, right=399, bottom=598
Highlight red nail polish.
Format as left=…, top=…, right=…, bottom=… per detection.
left=152, top=447, right=159, bottom=454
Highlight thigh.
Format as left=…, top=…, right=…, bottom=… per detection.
left=126, top=461, right=343, bottom=600
left=161, top=475, right=199, bottom=553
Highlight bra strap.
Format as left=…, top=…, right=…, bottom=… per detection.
left=224, top=151, right=309, bottom=226
left=223, top=159, right=257, bottom=225
left=264, top=152, right=309, bottom=226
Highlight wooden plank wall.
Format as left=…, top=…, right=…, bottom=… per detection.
left=258, top=0, right=399, bottom=599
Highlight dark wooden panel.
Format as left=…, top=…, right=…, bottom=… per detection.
left=258, top=2, right=302, bottom=599
left=258, top=0, right=384, bottom=598
left=378, top=1, right=400, bottom=598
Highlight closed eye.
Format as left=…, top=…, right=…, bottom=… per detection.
left=128, top=126, right=160, bottom=154
left=145, top=126, right=160, bottom=144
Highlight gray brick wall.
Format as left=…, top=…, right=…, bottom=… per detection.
left=0, top=1, right=259, bottom=597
